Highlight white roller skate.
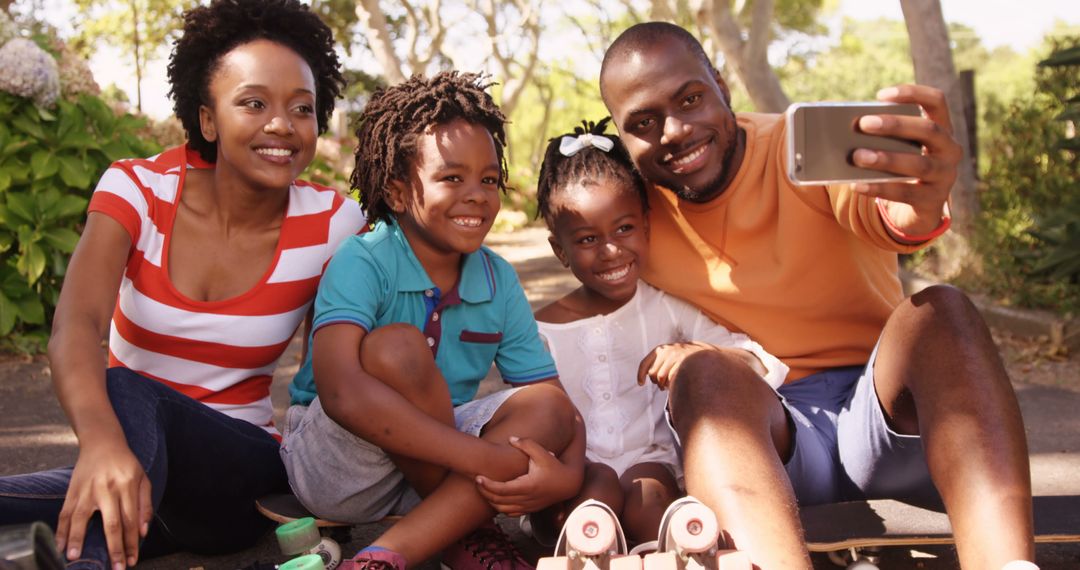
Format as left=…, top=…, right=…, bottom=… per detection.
left=641, top=497, right=750, bottom=570
left=537, top=500, right=642, bottom=570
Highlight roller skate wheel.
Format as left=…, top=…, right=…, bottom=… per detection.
left=537, top=555, right=572, bottom=570
left=716, top=550, right=753, bottom=570
left=610, top=554, right=644, bottom=570
left=668, top=503, right=719, bottom=554
left=642, top=551, right=677, bottom=570
left=565, top=504, right=618, bottom=556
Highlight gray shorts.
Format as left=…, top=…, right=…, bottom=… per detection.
left=781, top=343, right=941, bottom=507
left=280, top=387, right=522, bottom=523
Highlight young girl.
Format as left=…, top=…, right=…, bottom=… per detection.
left=281, top=72, right=586, bottom=570
left=0, top=1, right=362, bottom=568
left=526, top=119, right=787, bottom=545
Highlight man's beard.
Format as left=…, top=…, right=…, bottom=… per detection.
left=668, top=134, right=738, bottom=204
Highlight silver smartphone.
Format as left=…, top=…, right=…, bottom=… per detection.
left=785, top=102, right=923, bottom=186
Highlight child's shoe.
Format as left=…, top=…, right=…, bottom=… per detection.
left=441, top=521, right=533, bottom=570
left=641, top=497, right=750, bottom=570
left=340, top=546, right=408, bottom=570
left=519, top=513, right=559, bottom=548
left=536, top=500, right=641, bottom=570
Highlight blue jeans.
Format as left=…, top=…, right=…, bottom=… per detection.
left=0, top=368, right=288, bottom=568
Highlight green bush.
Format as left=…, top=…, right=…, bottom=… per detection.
left=975, top=37, right=1079, bottom=313
left=0, top=92, right=160, bottom=349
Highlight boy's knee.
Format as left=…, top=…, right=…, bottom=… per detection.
left=508, top=383, right=577, bottom=446
left=360, top=323, right=433, bottom=379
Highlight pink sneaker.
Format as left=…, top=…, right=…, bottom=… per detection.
left=441, top=522, right=533, bottom=570
left=340, top=547, right=408, bottom=570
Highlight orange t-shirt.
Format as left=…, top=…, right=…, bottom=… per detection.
left=642, top=113, right=929, bottom=382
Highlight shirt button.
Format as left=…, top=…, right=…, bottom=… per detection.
left=603, top=393, right=611, bottom=400
left=594, top=328, right=601, bottom=335
left=424, top=289, right=434, bottom=297
left=432, top=313, right=440, bottom=322
left=598, top=354, right=607, bottom=362
left=607, top=427, right=614, bottom=434
left=426, top=337, right=435, bottom=347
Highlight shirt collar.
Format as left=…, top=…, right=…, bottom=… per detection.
left=379, top=218, right=496, bottom=304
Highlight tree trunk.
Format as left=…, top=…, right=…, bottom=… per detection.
left=900, top=0, right=978, bottom=269
left=355, top=0, right=407, bottom=85
left=698, top=0, right=790, bottom=113
left=131, top=0, right=142, bottom=112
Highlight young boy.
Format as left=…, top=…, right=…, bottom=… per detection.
left=281, top=72, right=585, bottom=570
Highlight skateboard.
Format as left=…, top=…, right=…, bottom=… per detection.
left=642, top=497, right=751, bottom=570
left=0, top=522, right=64, bottom=570
left=800, top=494, right=1080, bottom=569
left=257, top=493, right=370, bottom=570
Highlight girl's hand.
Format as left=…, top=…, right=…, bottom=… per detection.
left=475, top=437, right=582, bottom=517
left=637, top=341, right=716, bottom=390
left=57, top=442, right=152, bottom=568
left=638, top=343, right=767, bottom=389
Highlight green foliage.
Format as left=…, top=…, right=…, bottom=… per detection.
left=974, top=36, right=1080, bottom=312
left=778, top=18, right=915, bottom=102
left=0, top=92, right=160, bottom=344
left=503, top=61, right=609, bottom=213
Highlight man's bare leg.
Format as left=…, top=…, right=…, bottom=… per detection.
left=669, top=352, right=811, bottom=570
left=872, top=285, right=1033, bottom=568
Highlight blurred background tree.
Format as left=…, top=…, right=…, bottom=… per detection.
left=1, top=0, right=1078, bottom=336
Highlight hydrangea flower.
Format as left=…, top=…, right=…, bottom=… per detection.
left=52, top=39, right=100, bottom=99
left=0, top=38, right=60, bottom=108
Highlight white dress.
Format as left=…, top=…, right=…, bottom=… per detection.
left=538, top=281, right=788, bottom=479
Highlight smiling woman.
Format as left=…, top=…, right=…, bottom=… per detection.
left=0, top=1, right=366, bottom=569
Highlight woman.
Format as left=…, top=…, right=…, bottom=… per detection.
left=0, top=1, right=363, bottom=568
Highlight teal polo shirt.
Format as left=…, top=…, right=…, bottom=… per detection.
left=289, top=220, right=558, bottom=407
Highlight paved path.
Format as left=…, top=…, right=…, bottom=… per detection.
left=1, top=227, right=1078, bottom=569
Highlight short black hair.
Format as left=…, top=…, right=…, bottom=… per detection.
left=351, top=71, right=509, bottom=226
left=535, top=117, right=647, bottom=227
left=168, top=0, right=345, bottom=163
left=600, top=21, right=716, bottom=100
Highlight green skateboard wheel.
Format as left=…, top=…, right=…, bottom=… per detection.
left=275, top=517, right=321, bottom=556
left=280, top=553, right=325, bottom=570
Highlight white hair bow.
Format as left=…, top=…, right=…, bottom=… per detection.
left=558, top=133, right=615, bottom=157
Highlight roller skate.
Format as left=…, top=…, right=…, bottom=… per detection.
left=641, top=497, right=750, bottom=570
left=537, top=500, right=642, bottom=570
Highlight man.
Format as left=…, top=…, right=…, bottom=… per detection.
left=599, top=21, right=1034, bottom=570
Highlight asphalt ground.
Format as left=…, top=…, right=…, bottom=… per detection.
left=1, top=227, right=1077, bottom=569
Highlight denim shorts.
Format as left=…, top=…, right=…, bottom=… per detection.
left=280, top=387, right=522, bottom=523
left=781, top=343, right=941, bottom=507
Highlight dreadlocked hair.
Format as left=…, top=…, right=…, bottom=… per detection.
left=351, top=71, right=510, bottom=226
left=168, top=0, right=345, bottom=163
left=535, top=117, right=647, bottom=227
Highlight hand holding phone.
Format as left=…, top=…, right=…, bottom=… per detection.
left=785, top=102, right=922, bottom=186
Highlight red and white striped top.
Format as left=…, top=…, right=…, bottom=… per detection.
left=87, top=145, right=366, bottom=435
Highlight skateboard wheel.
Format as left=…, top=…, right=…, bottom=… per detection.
left=277, top=517, right=322, bottom=556
left=564, top=504, right=618, bottom=556
left=280, top=553, right=326, bottom=570
left=668, top=502, right=719, bottom=554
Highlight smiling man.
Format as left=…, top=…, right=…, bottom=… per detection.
left=599, top=22, right=1035, bottom=570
